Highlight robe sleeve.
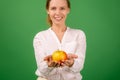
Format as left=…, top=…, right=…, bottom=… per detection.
left=33, top=34, right=54, bottom=76
left=64, top=30, right=86, bottom=73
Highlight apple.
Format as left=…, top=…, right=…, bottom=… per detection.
left=52, top=50, right=67, bottom=62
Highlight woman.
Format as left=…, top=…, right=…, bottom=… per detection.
left=33, top=0, right=86, bottom=80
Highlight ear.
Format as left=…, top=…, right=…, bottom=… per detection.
left=67, top=8, right=70, bottom=14
left=46, top=9, right=49, bottom=14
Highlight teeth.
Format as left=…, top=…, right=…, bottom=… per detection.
left=55, top=16, right=62, bottom=21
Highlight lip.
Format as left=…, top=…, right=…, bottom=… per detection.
left=54, top=16, right=63, bottom=21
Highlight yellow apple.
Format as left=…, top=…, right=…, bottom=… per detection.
left=52, top=50, right=67, bottom=62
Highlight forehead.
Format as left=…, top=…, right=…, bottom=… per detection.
left=49, top=0, right=68, bottom=7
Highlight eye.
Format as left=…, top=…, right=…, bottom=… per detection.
left=60, top=7, right=65, bottom=10
left=51, top=7, right=56, bottom=10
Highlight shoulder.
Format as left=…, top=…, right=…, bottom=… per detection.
left=33, top=29, right=49, bottom=40
left=33, top=29, right=50, bottom=46
left=33, top=29, right=49, bottom=42
left=68, top=27, right=86, bottom=36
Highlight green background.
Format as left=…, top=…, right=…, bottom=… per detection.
left=0, top=0, right=120, bottom=80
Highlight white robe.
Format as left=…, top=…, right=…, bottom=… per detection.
left=33, top=27, right=86, bottom=80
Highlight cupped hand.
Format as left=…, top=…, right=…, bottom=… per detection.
left=61, top=54, right=78, bottom=67
left=44, top=55, right=61, bottom=67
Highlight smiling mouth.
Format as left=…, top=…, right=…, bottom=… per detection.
left=54, top=16, right=63, bottom=21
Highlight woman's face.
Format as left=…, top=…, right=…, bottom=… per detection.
left=47, top=0, right=70, bottom=25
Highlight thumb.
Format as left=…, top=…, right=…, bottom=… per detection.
left=68, top=54, right=78, bottom=59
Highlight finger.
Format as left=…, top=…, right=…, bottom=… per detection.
left=45, top=55, right=52, bottom=61
left=61, top=60, right=65, bottom=63
left=49, top=56, right=52, bottom=62
left=68, top=54, right=78, bottom=59
left=56, top=62, right=61, bottom=67
left=53, top=62, right=57, bottom=67
left=53, top=61, right=60, bottom=67
left=44, top=55, right=52, bottom=61
left=48, top=62, right=52, bottom=67
left=64, top=60, right=70, bottom=66
left=48, top=61, right=55, bottom=67
left=71, top=54, right=78, bottom=58
left=68, top=54, right=77, bottom=57
left=44, top=57, right=48, bottom=61
left=64, top=60, right=74, bottom=67
left=60, top=62, right=66, bottom=67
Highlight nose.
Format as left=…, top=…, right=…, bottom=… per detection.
left=55, top=9, right=60, bottom=15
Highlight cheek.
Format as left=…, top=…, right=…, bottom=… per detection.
left=63, top=11, right=69, bottom=16
left=48, top=14, right=55, bottom=20
left=63, top=13, right=68, bottom=17
left=49, top=11, right=54, bottom=15
left=48, top=12, right=54, bottom=17
left=47, top=10, right=53, bottom=15
left=49, top=14, right=54, bottom=19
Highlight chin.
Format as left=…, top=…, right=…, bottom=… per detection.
left=53, top=20, right=64, bottom=25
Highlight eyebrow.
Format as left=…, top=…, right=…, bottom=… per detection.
left=50, top=6, right=67, bottom=8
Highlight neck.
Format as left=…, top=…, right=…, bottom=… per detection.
left=51, top=24, right=67, bottom=33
